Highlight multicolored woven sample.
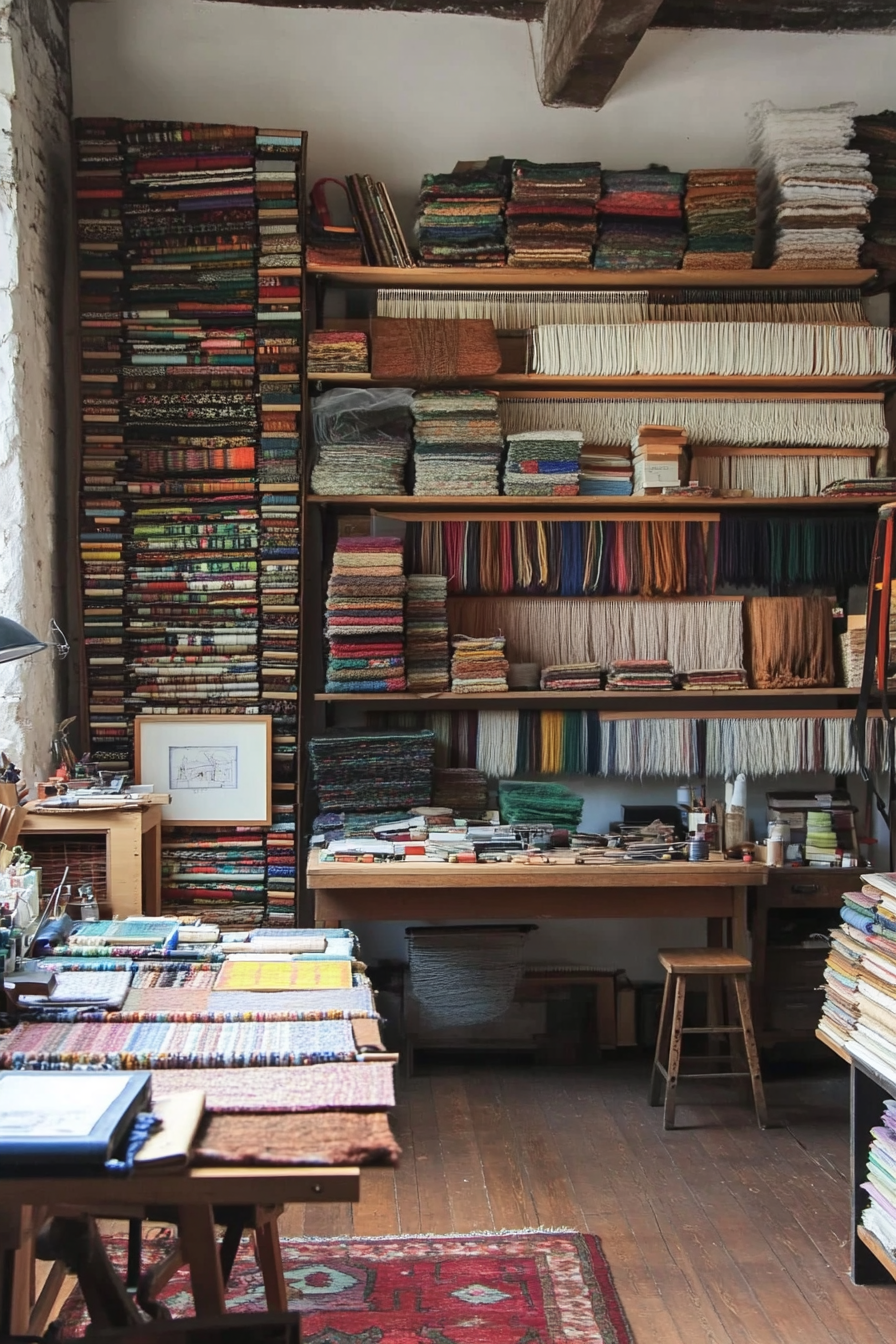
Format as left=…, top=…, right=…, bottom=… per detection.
left=151, top=1061, right=396, bottom=1111
left=214, top=959, right=353, bottom=992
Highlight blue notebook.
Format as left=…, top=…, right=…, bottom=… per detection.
left=0, top=1072, right=151, bottom=1169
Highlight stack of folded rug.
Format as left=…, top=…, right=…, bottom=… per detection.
left=415, top=159, right=509, bottom=266
left=325, top=536, right=407, bottom=692
left=683, top=169, right=757, bottom=269
left=594, top=168, right=687, bottom=270
left=450, top=635, right=509, bottom=693
left=506, top=161, right=600, bottom=268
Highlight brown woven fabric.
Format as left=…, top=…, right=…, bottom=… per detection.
left=745, top=595, right=835, bottom=688
left=194, top=1110, right=401, bottom=1166
left=371, top=318, right=501, bottom=379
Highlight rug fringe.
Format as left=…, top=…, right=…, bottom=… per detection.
left=286, top=1227, right=583, bottom=1243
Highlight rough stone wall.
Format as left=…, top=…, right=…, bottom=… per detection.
left=0, top=0, right=73, bottom=783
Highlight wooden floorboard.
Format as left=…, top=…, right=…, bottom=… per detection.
left=285, top=1058, right=896, bottom=1341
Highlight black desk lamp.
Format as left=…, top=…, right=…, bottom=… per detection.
left=0, top=617, right=46, bottom=665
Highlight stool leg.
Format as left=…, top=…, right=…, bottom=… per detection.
left=663, top=975, right=688, bottom=1131
left=724, top=976, right=751, bottom=1102
left=254, top=1219, right=288, bottom=1313
left=733, top=975, right=768, bottom=1129
left=649, top=970, right=674, bottom=1106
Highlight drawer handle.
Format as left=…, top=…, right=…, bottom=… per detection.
left=790, top=884, right=820, bottom=894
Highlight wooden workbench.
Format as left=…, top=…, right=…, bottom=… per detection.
left=307, top=853, right=768, bottom=954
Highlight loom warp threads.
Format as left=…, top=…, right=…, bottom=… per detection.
left=693, top=452, right=871, bottom=498
left=377, top=287, right=649, bottom=329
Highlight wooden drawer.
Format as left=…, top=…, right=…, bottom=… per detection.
left=765, top=948, right=827, bottom=990
left=766, top=987, right=825, bottom=1034
left=762, top=869, right=865, bottom=908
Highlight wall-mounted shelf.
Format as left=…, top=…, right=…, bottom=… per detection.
left=309, top=372, right=896, bottom=392
left=309, top=264, right=878, bottom=291
left=315, top=688, right=868, bottom=716
left=307, top=494, right=893, bottom=514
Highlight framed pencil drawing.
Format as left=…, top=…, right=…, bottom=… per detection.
left=134, top=715, right=272, bottom=826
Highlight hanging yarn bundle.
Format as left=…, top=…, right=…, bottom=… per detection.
left=377, top=286, right=649, bottom=328
left=447, top=596, right=743, bottom=674
left=407, top=926, right=531, bottom=1028
left=717, top=512, right=874, bottom=593
left=529, top=322, right=893, bottom=378
left=744, top=596, right=835, bottom=688
left=499, top=395, right=888, bottom=449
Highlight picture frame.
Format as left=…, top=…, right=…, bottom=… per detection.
left=134, top=715, right=272, bottom=826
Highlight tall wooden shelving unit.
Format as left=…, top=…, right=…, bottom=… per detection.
left=299, top=264, right=893, bottom=991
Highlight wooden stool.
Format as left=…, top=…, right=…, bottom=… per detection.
left=649, top=948, right=768, bottom=1130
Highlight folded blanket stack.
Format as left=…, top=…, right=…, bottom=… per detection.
left=161, top=830, right=267, bottom=927
left=579, top=447, right=633, bottom=496
left=308, top=730, right=435, bottom=814
left=683, top=168, right=757, bottom=269
left=311, top=388, right=413, bottom=496
left=412, top=390, right=504, bottom=496
left=861, top=1100, right=896, bottom=1260
left=606, top=659, right=675, bottom=691
left=325, top=536, right=407, bottom=693
left=406, top=574, right=450, bottom=691
left=503, top=429, right=583, bottom=496
left=506, top=161, right=601, bottom=268
left=498, top=780, right=584, bottom=828
left=307, top=331, right=369, bottom=374
left=450, top=634, right=509, bottom=693
left=677, top=669, right=748, bottom=690
left=540, top=663, right=603, bottom=691
left=594, top=168, right=687, bottom=270
left=415, top=159, right=509, bottom=266
left=854, top=112, right=896, bottom=272
left=749, top=101, right=875, bottom=268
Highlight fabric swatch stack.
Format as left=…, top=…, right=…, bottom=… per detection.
left=506, top=160, right=601, bottom=268
left=805, top=809, right=838, bottom=864
left=817, top=874, right=896, bottom=1081
left=503, top=430, right=583, bottom=497
left=579, top=448, right=633, bottom=496
left=161, top=829, right=267, bottom=927
left=749, top=101, right=875, bottom=268
left=498, top=780, right=584, bottom=829
left=412, top=390, right=504, bottom=496
left=860, top=1100, right=896, bottom=1259
left=450, top=635, right=509, bottom=693
left=311, top=388, right=413, bottom=497
left=540, top=663, right=603, bottom=691
left=677, top=669, right=748, bottom=690
left=683, top=168, right=757, bottom=269
left=433, top=768, right=488, bottom=814
left=405, top=575, right=450, bottom=692
left=415, top=159, right=509, bottom=266
left=325, top=536, right=407, bottom=693
left=854, top=112, right=896, bottom=272
left=265, top=821, right=296, bottom=925
left=308, top=730, right=435, bottom=814
left=307, top=331, right=369, bottom=374
left=817, top=920, right=863, bottom=1055
left=606, top=659, right=675, bottom=691
left=594, top=169, right=687, bottom=270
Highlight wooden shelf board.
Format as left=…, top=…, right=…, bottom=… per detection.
left=308, top=265, right=878, bottom=290
left=308, top=373, right=896, bottom=392
left=317, top=688, right=864, bottom=714
left=307, top=494, right=893, bottom=513
left=856, top=1227, right=896, bottom=1284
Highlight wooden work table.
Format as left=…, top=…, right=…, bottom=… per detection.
left=307, top=853, right=768, bottom=953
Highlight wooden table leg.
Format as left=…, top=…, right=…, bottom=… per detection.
left=178, top=1205, right=225, bottom=1317
left=255, top=1216, right=288, bottom=1313
left=0, top=1205, right=35, bottom=1336
left=663, top=975, right=687, bottom=1131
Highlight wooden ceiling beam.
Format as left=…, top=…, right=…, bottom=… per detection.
left=199, top=0, right=545, bottom=18
left=539, top=0, right=665, bottom=108
left=652, top=1, right=896, bottom=33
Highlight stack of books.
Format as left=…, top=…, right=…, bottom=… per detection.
left=631, top=425, right=688, bottom=496
left=579, top=447, right=633, bottom=496
left=347, top=174, right=414, bottom=267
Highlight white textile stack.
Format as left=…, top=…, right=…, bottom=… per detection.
left=748, top=101, right=876, bottom=268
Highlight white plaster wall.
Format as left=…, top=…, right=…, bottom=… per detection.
left=68, top=0, right=891, bottom=969
left=0, top=0, right=72, bottom=784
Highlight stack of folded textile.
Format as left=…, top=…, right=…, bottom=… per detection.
left=506, top=161, right=601, bottom=268
left=307, top=331, right=369, bottom=374
left=817, top=916, right=864, bottom=1054
left=311, top=388, right=414, bottom=496
left=503, top=430, right=583, bottom=496
left=860, top=1100, right=896, bottom=1259
left=854, top=112, right=896, bottom=272
left=161, top=828, right=267, bottom=927
left=818, top=874, right=896, bottom=1080
left=749, top=101, right=875, bottom=268
left=805, top=809, right=838, bottom=864
left=433, top=768, right=489, bottom=814
left=683, top=169, right=757, bottom=269
left=594, top=168, right=687, bottom=270
left=412, top=390, right=504, bottom=496
left=631, top=425, right=687, bottom=495
left=405, top=575, right=450, bottom=691
left=579, top=447, right=633, bottom=496
left=450, top=635, right=509, bottom=693
left=606, top=659, right=675, bottom=691
left=325, top=536, right=407, bottom=693
left=498, top=780, right=584, bottom=829
left=677, top=669, right=748, bottom=690
left=415, top=159, right=509, bottom=266
left=308, top=730, right=435, bottom=813
left=540, top=663, right=603, bottom=691
left=265, top=821, right=296, bottom=925
left=822, top=478, right=896, bottom=499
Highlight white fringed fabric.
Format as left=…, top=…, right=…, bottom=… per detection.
left=692, top=452, right=871, bottom=497
left=499, top=395, right=888, bottom=449
left=446, top=597, right=743, bottom=673
left=529, top=322, right=893, bottom=378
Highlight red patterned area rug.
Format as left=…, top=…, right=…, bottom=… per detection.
left=55, top=1230, right=634, bottom=1343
